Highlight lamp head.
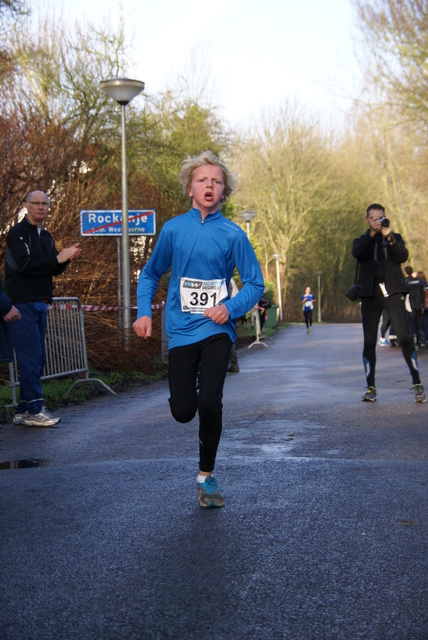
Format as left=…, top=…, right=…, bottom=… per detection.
left=239, top=210, right=257, bottom=223
left=100, top=77, right=145, bottom=105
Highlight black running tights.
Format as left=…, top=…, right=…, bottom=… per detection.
left=168, top=333, right=232, bottom=473
left=303, top=309, right=313, bottom=329
left=360, top=287, right=421, bottom=387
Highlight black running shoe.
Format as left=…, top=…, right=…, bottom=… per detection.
left=414, top=384, right=427, bottom=403
left=362, top=386, right=377, bottom=402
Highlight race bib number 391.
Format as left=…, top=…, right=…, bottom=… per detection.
left=180, top=277, right=228, bottom=314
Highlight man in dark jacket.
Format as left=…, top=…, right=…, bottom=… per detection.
left=0, top=275, right=21, bottom=363
left=352, top=203, right=426, bottom=403
left=5, top=191, right=81, bottom=426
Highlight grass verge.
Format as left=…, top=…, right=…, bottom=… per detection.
left=0, top=366, right=168, bottom=425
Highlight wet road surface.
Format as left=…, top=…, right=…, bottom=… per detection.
left=1, top=323, right=427, bottom=639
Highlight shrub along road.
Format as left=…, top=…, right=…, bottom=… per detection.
left=1, top=323, right=427, bottom=639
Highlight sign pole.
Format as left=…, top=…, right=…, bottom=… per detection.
left=117, top=237, right=122, bottom=331
left=79, top=208, right=156, bottom=335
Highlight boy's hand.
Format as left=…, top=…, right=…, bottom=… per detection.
left=133, top=316, right=152, bottom=338
left=203, top=304, right=230, bottom=325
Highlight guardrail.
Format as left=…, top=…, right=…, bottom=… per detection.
left=7, top=297, right=115, bottom=407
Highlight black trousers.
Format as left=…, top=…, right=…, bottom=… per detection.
left=168, top=333, right=232, bottom=473
left=408, top=309, right=423, bottom=346
left=380, top=310, right=391, bottom=338
left=360, top=285, right=421, bottom=387
left=303, top=309, right=313, bottom=328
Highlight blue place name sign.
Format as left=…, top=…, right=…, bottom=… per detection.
left=80, top=210, right=156, bottom=236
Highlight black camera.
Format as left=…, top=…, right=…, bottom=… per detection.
left=380, top=217, right=390, bottom=227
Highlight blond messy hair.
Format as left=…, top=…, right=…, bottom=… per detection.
left=178, top=151, right=237, bottom=201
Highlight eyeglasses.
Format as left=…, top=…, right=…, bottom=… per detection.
left=28, top=201, right=49, bottom=206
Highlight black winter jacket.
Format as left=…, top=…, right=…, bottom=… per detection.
left=5, top=216, right=68, bottom=304
left=405, top=275, right=426, bottom=312
left=352, top=230, right=408, bottom=298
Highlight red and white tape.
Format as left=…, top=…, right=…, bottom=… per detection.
left=81, top=303, right=164, bottom=312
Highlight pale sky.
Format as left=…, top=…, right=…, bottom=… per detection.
left=33, top=0, right=362, bottom=129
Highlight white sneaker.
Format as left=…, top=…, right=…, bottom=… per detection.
left=378, top=338, right=388, bottom=346
left=24, top=408, right=61, bottom=427
left=13, top=412, right=29, bottom=425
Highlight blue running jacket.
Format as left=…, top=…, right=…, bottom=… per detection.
left=137, top=207, right=265, bottom=349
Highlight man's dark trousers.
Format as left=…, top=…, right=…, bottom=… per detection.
left=9, top=301, right=48, bottom=415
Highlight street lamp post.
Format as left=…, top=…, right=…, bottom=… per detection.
left=272, top=253, right=283, bottom=321
left=100, top=77, right=145, bottom=332
left=239, top=210, right=257, bottom=240
left=316, top=270, right=322, bottom=323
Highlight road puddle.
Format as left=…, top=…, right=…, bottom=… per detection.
left=0, top=459, right=50, bottom=469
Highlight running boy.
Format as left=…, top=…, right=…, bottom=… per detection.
left=133, top=151, right=264, bottom=507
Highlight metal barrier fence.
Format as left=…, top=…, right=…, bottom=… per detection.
left=248, top=307, right=268, bottom=349
left=7, top=297, right=115, bottom=407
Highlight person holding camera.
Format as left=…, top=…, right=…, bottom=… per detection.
left=352, top=203, right=426, bottom=403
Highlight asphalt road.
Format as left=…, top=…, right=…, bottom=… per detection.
left=1, top=323, right=427, bottom=640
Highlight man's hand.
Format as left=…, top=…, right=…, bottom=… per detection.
left=203, top=304, right=230, bottom=325
left=369, top=217, right=383, bottom=237
left=133, top=316, right=152, bottom=338
left=57, top=243, right=82, bottom=264
left=369, top=216, right=392, bottom=238
left=3, top=306, right=21, bottom=322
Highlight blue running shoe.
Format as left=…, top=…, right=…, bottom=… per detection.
left=197, top=476, right=224, bottom=508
